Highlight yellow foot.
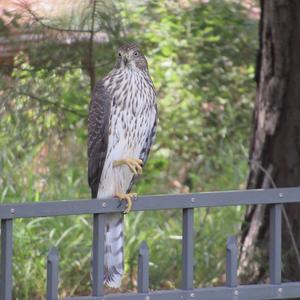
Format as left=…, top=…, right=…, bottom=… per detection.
left=113, top=158, right=143, bottom=175
left=115, top=192, right=137, bottom=214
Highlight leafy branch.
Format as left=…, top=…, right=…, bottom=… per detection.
left=17, top=91, right=86, bottom=117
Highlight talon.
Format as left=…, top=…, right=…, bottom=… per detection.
left=113, top=158, right=143, bottom=175
left=115, top=192, right=137, bottom=214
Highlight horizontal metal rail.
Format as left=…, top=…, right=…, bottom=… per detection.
left=63, top=282, right=300, bottom=300
left=0, top=187, right=299, bottom=219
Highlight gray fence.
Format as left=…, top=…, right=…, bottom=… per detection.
left=1, top=187, right=300, bottom=300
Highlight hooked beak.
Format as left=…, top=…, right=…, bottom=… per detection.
left=123, top=57, right=128, bottom=66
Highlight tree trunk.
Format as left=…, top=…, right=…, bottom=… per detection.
left=88, top=0, right=97, bottom=92
left=239, top=0, right=300, bottom=285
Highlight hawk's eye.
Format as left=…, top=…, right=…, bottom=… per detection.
left=134, top=51, right=139, bottom=56
left=118, top=52, right=121, bottom=57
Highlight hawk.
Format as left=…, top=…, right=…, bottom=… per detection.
left=88, top=43, right=157, bottom=288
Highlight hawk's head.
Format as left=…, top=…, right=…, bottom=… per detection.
left=115, top=43, right=148, bottom=71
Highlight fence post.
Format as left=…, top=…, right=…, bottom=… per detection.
left=92, top=213, right=105, bottom=296
left=47, top=247, right=59, bottom=300
left=226, top=236, right=238, bottom=287
left=138, top=241, right=149, bottom=293
left=182, top=208, right=194, bottom=290
left=269, top=204, right=282, bottom=284
left=0, top=219, right=13, bottom=300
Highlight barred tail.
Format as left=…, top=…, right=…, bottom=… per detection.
left=104, top=213, right=124, bottom=288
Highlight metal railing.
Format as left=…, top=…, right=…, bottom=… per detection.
left=1, top=187, right=300, bottom=300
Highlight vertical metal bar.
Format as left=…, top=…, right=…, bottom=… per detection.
left=47, top=247, right=59, bottom=300
left=92, top=213, right=105, bottom=296
left=182, top=208, right=194, bottom=290
left=0, top=219, right=13, bottom=300
left=226, top=236, right=238, bottom=287
left=269, top=204, right=282, bottom=284
left=138, top=241, right=149, bottom=293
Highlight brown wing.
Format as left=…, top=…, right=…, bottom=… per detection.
left=88, top=80, right=111, bottom=198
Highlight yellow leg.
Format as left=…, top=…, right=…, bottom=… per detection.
left=115, top=192, right=137, bottom=214
left=113, top=158, right=143, bottom=175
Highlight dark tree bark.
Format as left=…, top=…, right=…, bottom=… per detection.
left=239, top=0, right=300, bottom=284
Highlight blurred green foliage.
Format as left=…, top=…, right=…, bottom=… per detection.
left=0, top=0, right=257, bottom=298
